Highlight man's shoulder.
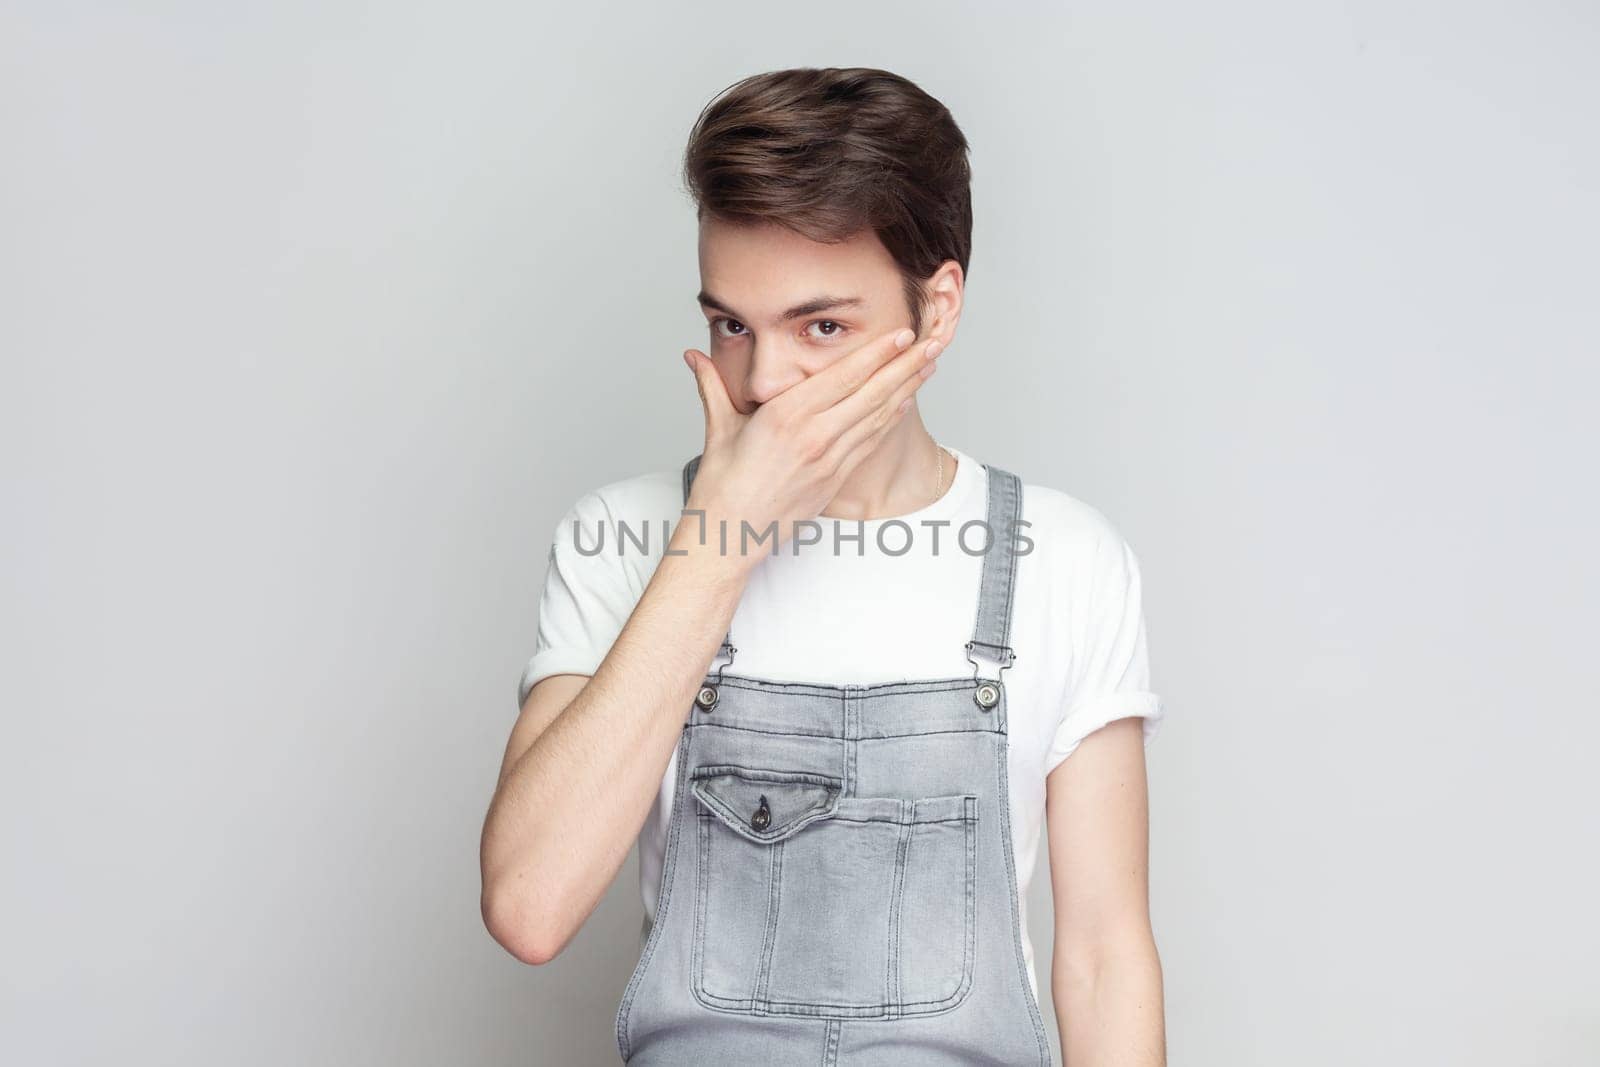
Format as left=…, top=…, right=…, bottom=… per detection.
left=995, top=471, right=1148, bottom=612
left=556, top=464, right=685, bottom=527
left=542, top=464, right=689, bottom=576
left=1012, top=472, right=1129, bottom=557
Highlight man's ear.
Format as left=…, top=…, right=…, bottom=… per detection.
left=921, top=260, right=964, bottom=343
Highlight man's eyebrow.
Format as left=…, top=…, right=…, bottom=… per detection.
left=697, top=290, right=866, bottom=323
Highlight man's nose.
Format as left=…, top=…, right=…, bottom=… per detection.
left=743, top=342, right=804, bottom=406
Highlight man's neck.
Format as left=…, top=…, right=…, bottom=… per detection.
left=817, top=419, right=951, bottom=521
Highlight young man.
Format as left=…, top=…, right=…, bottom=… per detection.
left=481, top=67, right=1167, bottom=1065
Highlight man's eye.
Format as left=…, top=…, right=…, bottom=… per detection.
left=710, top=318, right=746, bottom=338
left=807, top=320, right=847, bottom=340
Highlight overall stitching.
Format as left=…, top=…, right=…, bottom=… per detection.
left=691, top=763, right=843, bottom=786
left=711, top=674, right=985, bottom=697
left=992, top=701, right=1053, bottom=1062
left=884, top=800, right=912, bottom=1017
left=822, top=1019, right=841, bottom=1066
left=754, top=838, right=783, bottom=1012
left=843, top=690, right=858, bottom=795
left=689, top=718, right=999, bottom=741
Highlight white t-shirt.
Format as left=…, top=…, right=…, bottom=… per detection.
left=517, top=444, right=1165, bottom=1006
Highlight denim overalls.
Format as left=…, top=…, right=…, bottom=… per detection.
left=614, top=454, right=1051, bottom=1065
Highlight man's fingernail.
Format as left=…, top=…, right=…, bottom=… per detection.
left=683, top=351, right=695, bottom=370
left=895, top=329, right=914, bottom=349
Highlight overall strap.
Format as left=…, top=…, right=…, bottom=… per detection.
left=682, top=454, right=737, bottom=673
left=966, top=463, right=1023, bottom=685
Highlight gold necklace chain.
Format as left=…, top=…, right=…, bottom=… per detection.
left=933, top=439, right=946, bottom=498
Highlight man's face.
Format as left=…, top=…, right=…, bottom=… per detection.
left=696, top=217, right=924, bottom=416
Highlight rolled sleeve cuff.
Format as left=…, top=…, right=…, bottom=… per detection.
left=517, top=648, right=605, bottom=708
left=1045, top=690, right=1165, bottom=773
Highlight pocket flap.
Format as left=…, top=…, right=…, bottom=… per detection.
left=689, top=765, right=842, bottom=844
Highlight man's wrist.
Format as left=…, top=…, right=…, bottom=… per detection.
left=664, top=511, right=765, bottom=588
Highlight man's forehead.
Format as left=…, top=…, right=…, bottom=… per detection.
left=696, top=222, right=895, bottom=321
left=699, top=217, right=887, bottom=270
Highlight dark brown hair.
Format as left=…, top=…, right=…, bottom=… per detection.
left=683, top=67, right=973, bottom=337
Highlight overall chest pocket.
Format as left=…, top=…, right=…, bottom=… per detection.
left=688, top=764, right=978, bottom=1020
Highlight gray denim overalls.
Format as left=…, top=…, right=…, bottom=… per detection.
left=614, top=454, right=1051, bottom=1065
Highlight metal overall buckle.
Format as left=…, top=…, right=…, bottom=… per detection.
left=964, top=640, right=1016, bottom=711
left=694, top=640, right=737, bottom=711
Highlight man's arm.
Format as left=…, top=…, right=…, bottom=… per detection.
left=1047, top=715, right=1166, bottom=1065
left=480, top=326, right=940, bottom=966
left=479, top=521, right=750, bottom=965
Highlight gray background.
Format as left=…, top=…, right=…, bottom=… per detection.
left=4, top=2, right=1596, bottom=1064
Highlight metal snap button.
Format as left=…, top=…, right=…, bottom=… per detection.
left=975, top=682, right=1000, bottom=710
left=695, top=685, right=719, bottom=710
left=751, top=794, right=771, bottom=831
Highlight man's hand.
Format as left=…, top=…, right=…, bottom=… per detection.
left=681, top=325, right=942, bottom=564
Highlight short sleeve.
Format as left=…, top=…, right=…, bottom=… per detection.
left=1044, top=528, right=1165, bottom=773
left=515, top=491, right=642, bottom=709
